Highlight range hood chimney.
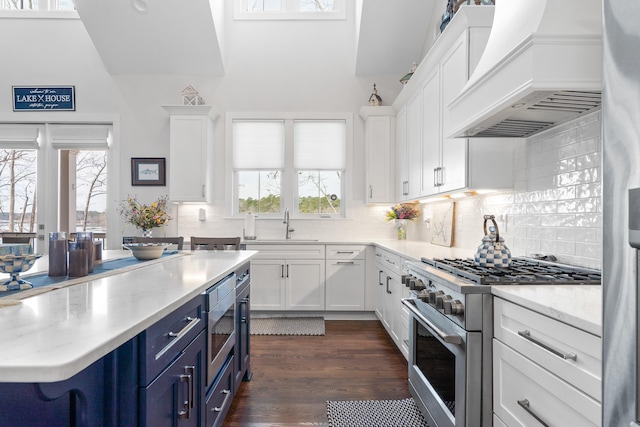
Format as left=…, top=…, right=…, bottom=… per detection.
left=448, top=0, right=602, bottom=138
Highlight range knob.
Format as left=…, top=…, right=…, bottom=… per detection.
left=412, top=279, right=425, bottom=291
left=429, top=290, right=445, bottom=305
left=444, top=299, right=465, bottom=316
left=401, top=275, right=411, bottom=287
left=436, top=295, right=453, bottom=310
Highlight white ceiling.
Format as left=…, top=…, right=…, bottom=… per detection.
left=73, top=0, right=437, bottom=76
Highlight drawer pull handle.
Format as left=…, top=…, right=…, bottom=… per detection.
left=178, top=370, right=193, bottom=419
left=517, top=330, right=577, bottom=361
left=336, top=251, right=355, bottom=254
left=212, top=389, right=232, bottom=412
left=517, top=399, right=549, bottom=427
left=337, top=261, right=354, bottom=265
left=156, top=316, right=201, bottom=360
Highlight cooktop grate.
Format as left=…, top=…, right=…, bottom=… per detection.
left=420, top=257, right=601, bottom=285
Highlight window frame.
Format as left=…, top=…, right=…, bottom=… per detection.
left=226, top=112, right=352, bottom=220
left=234, top=0, right=345, bottom=20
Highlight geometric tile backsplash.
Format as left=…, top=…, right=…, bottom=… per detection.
left=444, top=111, right=602, bottom=269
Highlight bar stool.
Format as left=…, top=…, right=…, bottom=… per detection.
left=190, top=237, right=241, bottom=251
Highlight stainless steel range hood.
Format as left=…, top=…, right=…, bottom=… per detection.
left=447, top=0, right=602, bottom=139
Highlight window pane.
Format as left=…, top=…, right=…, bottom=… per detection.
left=298, top=0, right=335, bottom=11
left=75, top=150, right=107, bottom=233
left=3, top=0, right=38, bottom=9
left=0, top=149, right=37, bottom=232
left=297, top=170, right=341, bottom=215
left=238, top=170, right=282, bottom=214
left=247, top=0, right=281, bottom=11
left=56, top=0, right=75, bottom=10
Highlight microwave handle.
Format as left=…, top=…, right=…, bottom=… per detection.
left=402, top=298, right=462, bottom=345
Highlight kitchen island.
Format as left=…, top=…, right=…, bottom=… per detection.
left=0, top=249, right=256, bottom=427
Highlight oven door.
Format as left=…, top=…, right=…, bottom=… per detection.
left=403, top=298, right=482, bottom=427
left=207, top=278, right=236, bottom=387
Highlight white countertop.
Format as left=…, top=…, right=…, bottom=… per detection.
left=0, top=250, right=257, bottom=383
left=491, top=285, right=602, bottom=337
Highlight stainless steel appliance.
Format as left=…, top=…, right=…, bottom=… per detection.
left=205, top=273, right=236, bottom=387
left=403, top=257, right=601, bottom=427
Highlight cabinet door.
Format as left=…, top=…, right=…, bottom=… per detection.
left=395, top=107, right=408, bottom=200
left=375, top=267, right=386, bottom=323
left=385, top=271, right=402, bottom=344
left=250, top=259, right=286, bottom=310
left=140, top=331, right=206, bottom=427
left=405, top=93, right=422, bottom=200
left=421, top=69, right=441, bottom=197
left=325, top=259, right=365, bottom=311
left=365, top=115, right=395, bottom=203
left=286, top=259, right=326, bottom=310
left=439, top=34, right=469, bottom=194
left=169, top=114, right=212, bottom=202
left=234, top=282, right=251, bottom=393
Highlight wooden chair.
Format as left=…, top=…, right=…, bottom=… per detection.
left=132, top=236, right=184, bottom=250
left=190, top=236, right=241, bottom=251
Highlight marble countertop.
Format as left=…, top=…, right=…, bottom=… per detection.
left=491, top=285, right=602, bottom=337
left=0, top=250, right=257, bottom=383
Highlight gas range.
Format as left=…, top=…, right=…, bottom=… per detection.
left=405, top=257, right=601, bottom=331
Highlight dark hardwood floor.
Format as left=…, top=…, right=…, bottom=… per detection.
left=224, top=320, right=410, bottom=427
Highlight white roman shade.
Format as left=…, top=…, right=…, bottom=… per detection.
left=293, top=120, right=345, bottom=169
left=49, top=124, right=111, bottom=149
left=233, top=120, right=285, bottom=169
left=0, top=125, right=40, bottom=149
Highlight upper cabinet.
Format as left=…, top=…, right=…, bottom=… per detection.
left=359, top=106, right=396, bottom=204
left=393, top=6, right=514, bottom=201
left=162, top=105, right=219, bottom=203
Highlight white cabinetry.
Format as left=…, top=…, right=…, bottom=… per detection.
left=162, top=105, right=218, bottom=203
left=493, top=297, right=602, bottom=426
left=393, top=6, right=514, bottom=201
left=359, top=107, right=395, bottom=204
left=250, top=245, right=325, bottom=311
left=325, top=245, right=366, bottom=311
left=374, top=247, right=411, bottom=359
left=397, top=94, right=423, bottom=201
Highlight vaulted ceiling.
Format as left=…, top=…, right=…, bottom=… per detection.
left=72, top=0, right=438, bottom=76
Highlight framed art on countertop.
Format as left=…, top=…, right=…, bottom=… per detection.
left=131, top=158, right=166, bottom=186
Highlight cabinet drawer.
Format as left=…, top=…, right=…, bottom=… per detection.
left=139, top=294, right=206, bottom=385
left=206, top=354, right=235, bottom=427
left=249, top=244, right=325, bottom=259
left=326, top=245, right=366, bottom=260
left=375, top=248, right=401, bottom=274
left=493, top=297, right=601, bottom=401
left=493, top=340, right=601, bottom=427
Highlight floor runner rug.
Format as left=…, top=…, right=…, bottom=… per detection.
left=326, top=398, right=429, bottom=427
left=250, top=316, right=325, bottom=335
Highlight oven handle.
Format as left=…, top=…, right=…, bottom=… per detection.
left=402, top=298, right=463, bottom=345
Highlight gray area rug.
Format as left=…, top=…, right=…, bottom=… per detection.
left=250, top=316, right=325, bottom=335
left=326, top=398, right=429, bottom=427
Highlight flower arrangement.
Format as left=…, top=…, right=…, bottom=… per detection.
left=385, top=203, right=420, bottom=222
left=119, top=195, right=172, bottom=231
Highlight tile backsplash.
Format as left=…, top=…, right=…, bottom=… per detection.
left=420, top=111, right=602, bottom=269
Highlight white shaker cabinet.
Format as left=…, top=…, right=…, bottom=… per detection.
left=493, top=297, right=602, bottom=426
left=396, top=94, right=422, bottom=202
left=249, top=245, right=325, bottom=311
left=360, top=107, right=396, bottom=204
left=162, top=105, right=218, bottom=203
left=325, top=245, right=366, bottom=311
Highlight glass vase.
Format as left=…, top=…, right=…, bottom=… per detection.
left=396, top=219, right=407, bottom=240
left=142, top=229, right=152, bottom=238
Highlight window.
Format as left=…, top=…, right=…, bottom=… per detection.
left=230, top=115, right=348, bottom=218
left=0, top=0, right=75, bottom=11
left=235, top=0, right=344, bottom=20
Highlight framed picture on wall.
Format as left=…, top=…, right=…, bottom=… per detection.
left=131, top=157, right=166, bottom=186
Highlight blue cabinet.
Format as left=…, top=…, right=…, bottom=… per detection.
left=234, top=263, right=252, bottom=393
left=140, top=330, right=207, bottom=427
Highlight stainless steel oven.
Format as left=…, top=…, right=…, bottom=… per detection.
left=403, top=257, right=601, bottom=427
left=206, top=273, right=236, bottom=386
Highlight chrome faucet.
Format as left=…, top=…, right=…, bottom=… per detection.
left=283, top=208, right=295, bottom=239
